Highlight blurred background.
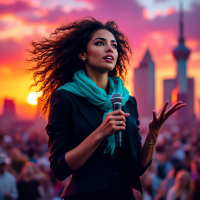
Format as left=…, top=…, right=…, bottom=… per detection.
left=0, top=0, right=200, bottom=200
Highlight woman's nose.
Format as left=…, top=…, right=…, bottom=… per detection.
left=105, top=44, right=113, bottom=53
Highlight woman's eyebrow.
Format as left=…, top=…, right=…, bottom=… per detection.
left=93, top=37, right=117, bottom=43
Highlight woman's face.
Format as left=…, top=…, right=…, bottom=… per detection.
left=84, top=29, right=118, bottom=73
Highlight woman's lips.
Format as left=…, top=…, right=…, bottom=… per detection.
left=103, top=58, right=114, bottom=63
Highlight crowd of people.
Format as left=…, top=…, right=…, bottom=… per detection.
left=0, top=122, right=200, bottom=200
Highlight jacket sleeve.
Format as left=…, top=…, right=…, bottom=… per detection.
left=45, top=90, right=75, bottom=181
left=132, top=96, right=152, bottom=176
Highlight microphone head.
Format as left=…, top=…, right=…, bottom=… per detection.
left=111, top=93, right=123, bottom=104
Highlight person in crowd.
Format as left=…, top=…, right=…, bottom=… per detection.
left=163, top=162, right=185, bottom=198
left=135, top=173, right=165, bottom=200
left=166, top=170, right=192, bottom=200
left=182, top=144, right=195, bottom=172
left=7, top=148, right=28, bottom=180
left=17, top=161, right=41, bottom=200
left=190, top=157, right=200, bottom=181
left=172, top=141, right=185, bottom=163
left=36, top=159, right=55, bottom=200
left=0, top=153, right=18, bottom=200
left=191, top=177, right=200, bottom=200
left=147, top=162, right=162, bottom=198
left=156, top=152, right=173, bottom=180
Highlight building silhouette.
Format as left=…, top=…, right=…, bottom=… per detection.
left=0, top=99, right=18, bottom=125
left=163, top=2, right=195, bottom=125
left=134, top=48, right=155, bottom=119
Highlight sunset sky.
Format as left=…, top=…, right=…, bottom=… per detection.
left=0, top=0, right=200, bottom=120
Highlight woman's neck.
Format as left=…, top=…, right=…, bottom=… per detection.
left=86, top=68, right=109, bottom=94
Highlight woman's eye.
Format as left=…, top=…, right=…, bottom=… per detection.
left=95, top=41, right=104, bottom=45
left=112, top=44, right=117, bottom=48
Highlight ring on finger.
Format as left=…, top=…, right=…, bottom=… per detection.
left=120, top=121, right=122, bottom=125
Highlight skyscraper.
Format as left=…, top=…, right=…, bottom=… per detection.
left=0, top=99, right=18, bottom=130
left=134, top=49, right=155, bottom=119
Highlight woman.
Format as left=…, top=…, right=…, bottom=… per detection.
left=17, top=161, right=41, bottom=200
left=26, top=17, right=185, bottom=200
left=166, top=170, right=192, bottom=200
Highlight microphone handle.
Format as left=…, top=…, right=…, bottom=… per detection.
left=113, top=103, right=122, bottom=147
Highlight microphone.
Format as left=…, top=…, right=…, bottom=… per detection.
left=111, top=93, right=123, bottom=148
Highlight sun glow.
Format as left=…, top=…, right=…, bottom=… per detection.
left=27, top=91, right=42, bottom=105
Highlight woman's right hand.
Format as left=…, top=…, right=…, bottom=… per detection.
left=95, top=110, right=130, bottom=141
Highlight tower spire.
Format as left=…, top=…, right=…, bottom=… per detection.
left=179, top=1, right=184, bottom=43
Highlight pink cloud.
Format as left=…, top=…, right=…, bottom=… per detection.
left=0, top=0, right=199, bottom=67
left=0, top=1, right=32, bottom=14
left=142, top=9, right=151, bottom=20
left=0, top=39, right=26, bottom=63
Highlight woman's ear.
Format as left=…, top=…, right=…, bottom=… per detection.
left=78, top=52, right=87, bottom=61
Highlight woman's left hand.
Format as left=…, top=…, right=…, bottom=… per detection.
left=148, top=101, right=186, bottom=138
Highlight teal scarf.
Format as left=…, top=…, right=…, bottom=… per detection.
left=57, top=69, right=129, bottom=155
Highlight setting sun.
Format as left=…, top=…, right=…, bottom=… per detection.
left=27, top=91, right=42, bottom=105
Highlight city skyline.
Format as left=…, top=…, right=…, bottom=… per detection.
left=0, top=0, right=199, bottom=120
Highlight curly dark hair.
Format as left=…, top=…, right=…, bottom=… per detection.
left=25, top=16, right=133, bottom=119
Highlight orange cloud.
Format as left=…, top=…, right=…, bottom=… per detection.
left=165, top=7, right=176, bottom=15
left=0, top=13, right=57, bottom=41
left=33, top=8, right=48, bottom=17
left=164, top=53, right=173, bottom=61
left=186, top=40, right=198, bottom=50
left=0, top=0, right=15, bottom=5
left=190, top=52, right=200, bottom=61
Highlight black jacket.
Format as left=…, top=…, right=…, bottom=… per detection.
left=45, top=89, right=152, bottom=198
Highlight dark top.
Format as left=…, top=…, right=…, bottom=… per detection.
left=46, top=90, right=152, bottom=199
left=17, top=180, right=40, bottom=200
left=64, top=107, right=135, bottom=200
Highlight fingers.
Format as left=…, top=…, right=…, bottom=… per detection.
left=162, top=103, right=186, bottom=125
left=111, top=110, right=130, bottom=117
left=153, top=110, right=157, bottom=121
left=156, top=109, right=161, bottom=117
left=115, top=120, right=126, bottom=127
left=165, top=101, right=184, bottom=117
left=160, top=101, right=169, bottom=118
left=107, top=112, right=127, bottom=125
left=114, top=115, right=126, bottom=122
left=105, top=111, right=129, bottom=136
left=172, top=103, right=186, bottom=113
left=115, top=125, right=126, bottom=131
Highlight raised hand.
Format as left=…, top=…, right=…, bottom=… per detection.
left=148, top=101, right=186, bottom=137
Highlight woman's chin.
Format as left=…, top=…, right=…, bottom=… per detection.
left=88, top=63, right=115, bottom=73
left=98, top=64, right=115, bottom=72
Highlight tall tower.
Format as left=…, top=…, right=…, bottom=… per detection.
left=134, top=48, right=155, bottom=119
left=163, top=2, right=195, bottom=126
left=172, top=2, right=190, bottom=92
